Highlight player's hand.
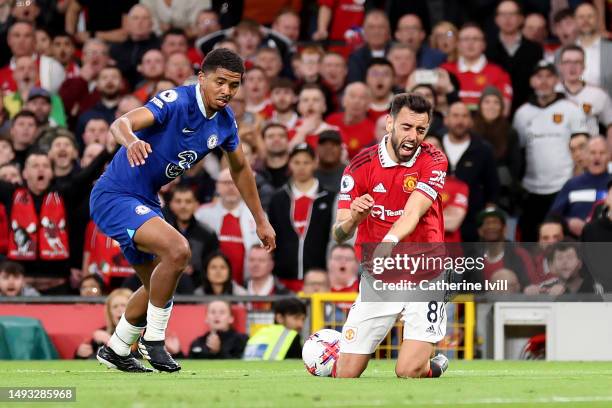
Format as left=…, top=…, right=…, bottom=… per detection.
left=257, top=220, right=276, bottom=252
left=165, top=334, right=181, bottom=355
left=76, top=343, right=94, bottom=358
left=92, top=329, right=111, bottom=345
left=126, top=139, right=152, bottom=167
left=350, top=194, right=374, bottom=224
left=206, top=331, right=221, bottom=353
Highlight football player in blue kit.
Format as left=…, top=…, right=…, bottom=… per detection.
left=90, top=48, right=276, bottom=372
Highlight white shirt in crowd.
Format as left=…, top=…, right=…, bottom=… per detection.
left=557, top=82, right=612, bottom=136
left=442, top=134, right=471, bottom=172
left=513, top=97, right=589, bottom=195
left=577, top=36, right=602, bottom=88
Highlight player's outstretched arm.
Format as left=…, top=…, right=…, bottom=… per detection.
left=225, top=145, right=276, bottom=251
left=110, top=107, right=155, bottom=167
left=333, top=194, right=374, bottom=243
left=384, top=192, right=433, bottom=243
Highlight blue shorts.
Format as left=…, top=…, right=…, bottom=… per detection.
left=90, top=186, right=163, bottom=265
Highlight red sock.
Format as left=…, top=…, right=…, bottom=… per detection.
left=331, top=361, right=338, bottom=378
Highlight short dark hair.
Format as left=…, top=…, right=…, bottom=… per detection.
left=162, top=28, right=187, bottom=43
left=0, top=261, right=24, bottom=276
left=262, top=122, right=288, bottom=139
left=553, top=8, right=574, bottom=24
left=390, top=93, right=433, bottom=122
left=24, top=148, right=50, bottom=166
left=270, top=77, right=296, bottom=92
left=546, top=240, right=581, bottom=264
left=201, top=252, right=233, bottom=295
left=539, top=215, right=569, bottom=237
left=169, top=184, right=196, bottom=202
left=12, top=110, right=37, bottom=126
left=273, top=298, right=306, bottom=318
left=201, top=48, right=245, bottom=75
left=560, top=44, right=585, bottom=60
left=367, top=57, right=394, bottom=74
left=497, top=0, right=523, bottom=16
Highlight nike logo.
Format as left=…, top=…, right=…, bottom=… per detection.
left=182, top=127, right=196, bottom=133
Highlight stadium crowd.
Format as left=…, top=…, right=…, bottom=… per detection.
left=0, top=0, right=611, bottom=312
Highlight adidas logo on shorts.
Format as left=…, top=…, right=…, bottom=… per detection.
left=373, top=183, right=387, bottom=193
left=425, top=325, right=436, bottom=335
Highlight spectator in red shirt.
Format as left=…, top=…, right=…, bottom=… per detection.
left=327, top=244, right=359, bottom=293
left=365, top=58, right=396, bottom=122
left=441, top=23, right=513, bottom=115
left=163, top=52, right=194, bottom=87
left=133, top=49, right=165, bottom=103
left=58, top=39, right=111, bottom=126
left=244, top=66, right=273, bottom=118
left=326, top=82, right=375, bottom=158
left=289, top=84, right=336, bottom=150
left=313, top=0, right=365, bottom=48
left=51, top=33, right=79, bottom=80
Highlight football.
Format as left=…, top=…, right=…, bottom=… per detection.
left=302, top=329, right=341, bottom=377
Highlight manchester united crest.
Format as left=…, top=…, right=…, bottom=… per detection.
left=553, top=113, right=563, bottom=123
left=403, top=173, right=418, bottom=193
left=582, top=103, right=592, bottom=115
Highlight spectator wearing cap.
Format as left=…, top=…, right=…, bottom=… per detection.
left=394, top=14, right=446, bottom=69
left=346, top=10, right=392, bottom=83
left=513, top=60, right=589, bottom=242
left=441, top=23, right=513, bottom=115
left=549, top=136, right=610, bottom=237
left=265, top=78, right=298, bottom=131
left=108, top=4, right=160, bottom=88
left=471, top=207, right=535, bottom=290
left=486, top=1, right=544, bottom=114
left=574, top=3, right=612, bottom=96
left=443, top=102, right=499, bottom=242
left=556, top=45, right=612, bottom=139
left=326, top=82, right=375, bottom=158
left=267, top=143, right=335, bottom=291
left=0, top=261, right=39, bottom=297
left=24, top=87, right=67, bottom=132
left=258, top=123, right=290, bottom=190
left=315, top=129, right=345, bottom=193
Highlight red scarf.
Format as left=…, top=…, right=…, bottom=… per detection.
left=8, top=188, right=69, bottom=261
left=84, top=221, right=134, bottom=284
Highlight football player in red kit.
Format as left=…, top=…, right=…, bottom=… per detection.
left=332, top=93, right=449, bottom=379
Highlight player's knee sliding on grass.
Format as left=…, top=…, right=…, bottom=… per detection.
left=331, top=93, right=450, bottom=379
left=91, top=48, right=275, bottom=373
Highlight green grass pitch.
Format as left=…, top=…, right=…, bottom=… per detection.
left=1, top=360, right=611, bottom=408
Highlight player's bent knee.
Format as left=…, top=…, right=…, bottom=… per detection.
left=395, top=363, right=428, bottom=379
left=163, top=238, right=191, bottom=270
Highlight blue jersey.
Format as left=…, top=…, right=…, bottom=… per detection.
left=97, top=84, right=239, bottom=204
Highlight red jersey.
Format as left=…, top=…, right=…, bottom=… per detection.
left=441, top=57, right=512, bottom=110
left=440, top=175, right=469, bottom=243
left=319, top=0, right=365, bottom=42
left=326, top=112, right=375, bottom=158
left=338, top=138, right=448, bottom=259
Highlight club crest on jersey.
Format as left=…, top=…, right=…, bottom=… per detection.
left=343, top=327, right=356, bottom=343
left=583, top=103, right=592, bottom=115
left=340, top=175, right=355, bottom=193
left=207, top=134, right=218, bottom=149
left=165, top=150, right=198, bottom=178
left=403, top=173, right=418, bottom=193
left=135, top=205, right=151, bottom=215
left=553, top=113, right=563, bottom=123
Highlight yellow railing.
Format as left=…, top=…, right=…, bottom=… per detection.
left=302, top=292, right=475, bottom=360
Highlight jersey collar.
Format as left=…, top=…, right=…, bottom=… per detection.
left=378, top=135, right=421, bottom=168
left=195, top=83, right=218, bottom=120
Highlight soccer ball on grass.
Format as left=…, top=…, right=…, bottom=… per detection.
left=302, top=329, right=341, bottom=377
